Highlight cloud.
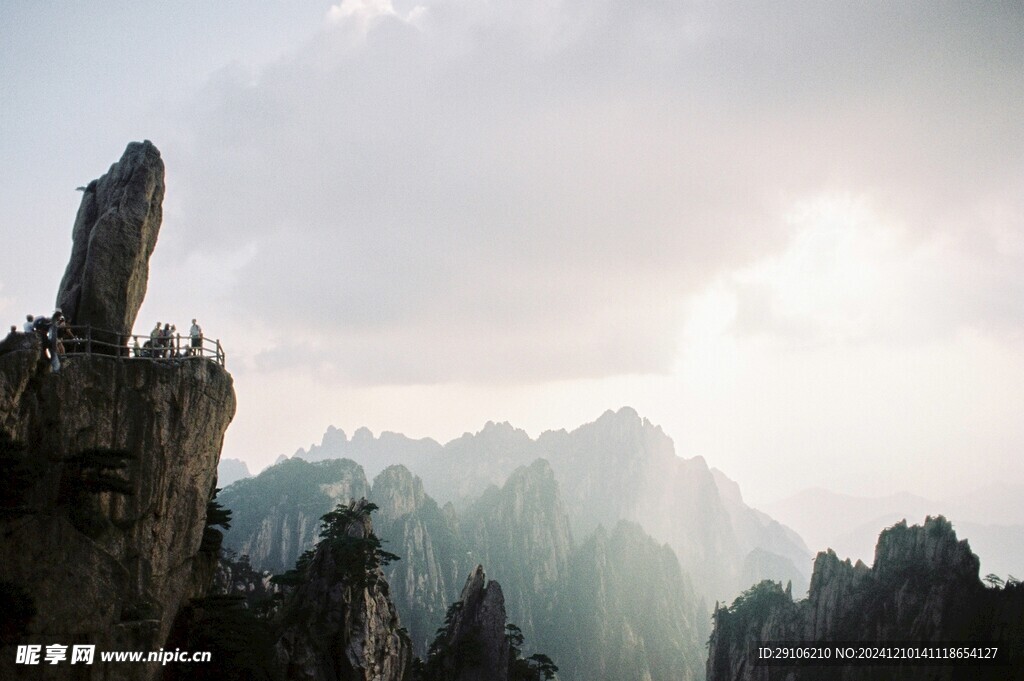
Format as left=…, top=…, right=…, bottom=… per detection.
left=163, top=0, right=1024, bottom=385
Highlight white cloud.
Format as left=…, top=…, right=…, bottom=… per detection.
left=153, top=0, right=1024, bottom=388
left=326, top=0, right=427, bottom=33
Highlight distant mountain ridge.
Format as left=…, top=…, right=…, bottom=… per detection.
left=291, top=407, right=811, bottom=601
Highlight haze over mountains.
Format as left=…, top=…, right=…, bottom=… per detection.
left=764, top=485, right=1024, bottom=579
left=215, top=406, right=1024, bottom=680
left=287, top=407, right=812, bottom=601
left=217, top=408, right=816, bottom=680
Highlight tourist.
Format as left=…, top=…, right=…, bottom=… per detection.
left=189, top=319, right=203, bottom=356
left=151, top=322, right=161, bottom=358
left=47, top=311, right=63, bottom=372
left=161, top=323, right=172, bottom=358
left=23, top=315, right=34, bottom=332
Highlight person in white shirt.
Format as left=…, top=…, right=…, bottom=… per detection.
left=189, top=319, right=203, bottom=356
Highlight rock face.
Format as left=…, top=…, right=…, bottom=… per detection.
left=427, top=566, right=511, bottom=681
left=275, top=499, right=412, bottom=681
left=56, top=140, right=164, bottom=346
left=705, top=516, right=1024, bottom=681
left=0, top=323, right=235, bottom=681
left=220, top=457, right=371, bottom=573
left=370, top=466, right=473, bottom=658
left=0, top=141, right=234, bottom=681
left=539, top=521, right=707, bottom=681
left=462, top=459, right=573, bottom=639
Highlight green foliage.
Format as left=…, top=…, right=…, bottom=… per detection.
left=727, top=580, right=790, bottom=617
left=984, top=573, right=1005, bottom=589
left=526, top=654, right=558, bottom=680
left=218, top=550, right=281, bottom=620
left=201, top=489, right=233, bottom=553
left=0, top=581, right=36, bottom=645
left=207, top=490, right=233, bottom=530
left=270, top=548, right=316, bottom=587
left=271, top=502, right=399, bottom=590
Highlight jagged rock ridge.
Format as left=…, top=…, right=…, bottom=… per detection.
left=705, top=516, right=1024, bottom=681
left=425, top=566, right=511, bottom=681
left=275, top=498, right=413, bottom=681
left=294, top=408, right=811, bottom=602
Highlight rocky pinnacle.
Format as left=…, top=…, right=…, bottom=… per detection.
left=56, top=140, right=164, bottom=343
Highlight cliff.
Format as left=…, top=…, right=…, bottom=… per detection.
left=0, top=141, right=236, bottom=681
left=421, top=566, right=511, bottom=681
left=462, top=459, right=573, bottom=638
left=539, top=521, right=707, bottom=681
left=222, top=456, right=707, bottom=680
left=706, top=516, right=1024, bottom=681
left=275, top=498, right=413, bottom=681
left=220, top=457, right=371, bottom=573
left=370, top=466, right=473, bottom=658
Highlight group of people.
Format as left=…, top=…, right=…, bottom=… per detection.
left=20, top=309, right=70, bottom=372
left=8, top=312, right=207, bottom=367
left=138, top=319, right=203, bottom=358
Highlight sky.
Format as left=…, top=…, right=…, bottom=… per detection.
left=2, top=0, right=1022, bottom=508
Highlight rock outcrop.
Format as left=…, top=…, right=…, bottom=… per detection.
left=275, top=498, right=413, bottom=681
left=462, top=459, right=573, bottom=637
left=425, top=566, right=511, bottom=681
left=56, top=140, right=164, bottom=347
left=220, top=457, right=371, bottom=573
left=370, top=466, right=473, bottom=658
left=705, top=516, right=1024, bottom=681
left=0, top=141, right=235, bottom=681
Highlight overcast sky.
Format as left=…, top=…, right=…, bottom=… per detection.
left=2, top=1, right=1022, bottom=507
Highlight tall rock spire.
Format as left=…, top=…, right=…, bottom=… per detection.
left=56, top=140, right=164, bottom=345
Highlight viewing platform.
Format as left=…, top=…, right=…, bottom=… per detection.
left=56, top=324, right=226, bottom=367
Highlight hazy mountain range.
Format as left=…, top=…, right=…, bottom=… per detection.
left=289, top=407, right=812, bottom=601
left=763, top=485, right=1024, bottom=579
left=217, top=408, right=816, bottom=680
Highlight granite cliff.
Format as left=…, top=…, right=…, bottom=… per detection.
left=219, top=457, right=370, bottom=573
left=419, top=566, right=511, bottom=681
left=706, top=516, right=1024, bottom=681
left=275, top=498, right=413, bottom=681
left=0, top=141, right=236, bottom=681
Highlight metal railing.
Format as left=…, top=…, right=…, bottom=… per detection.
left=55, top=324, right=225, bottom=367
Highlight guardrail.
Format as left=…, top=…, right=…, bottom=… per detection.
left=55, top=324, right=225, bottom=367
